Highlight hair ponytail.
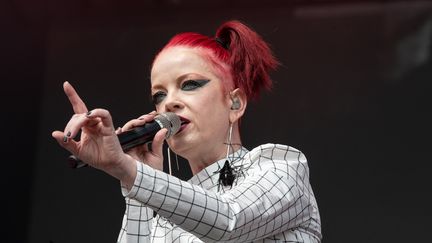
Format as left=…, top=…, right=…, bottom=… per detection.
left=215, top=20, right=279, bottom=100
left=155, top=20, right=278, bottom=100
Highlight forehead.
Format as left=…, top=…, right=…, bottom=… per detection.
left=151, top=46, right=216, bottom=84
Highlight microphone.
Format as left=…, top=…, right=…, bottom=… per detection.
left=68, top=112, right=181, bottom=169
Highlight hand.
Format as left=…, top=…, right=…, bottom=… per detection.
left=117, top=112, right=167, bottom=171
left=51, top=81, right=136, bottom=186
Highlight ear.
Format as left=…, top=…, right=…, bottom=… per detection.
left=229, top=88, right=247, bottom=124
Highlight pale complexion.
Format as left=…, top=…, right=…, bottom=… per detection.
left=150, top=46, right=246, bottom=174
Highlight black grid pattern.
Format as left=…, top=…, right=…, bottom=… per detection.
left=117, top=143, right=321, bottom=242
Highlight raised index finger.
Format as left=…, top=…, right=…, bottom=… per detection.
left=63, top=81, right=88, bottom=114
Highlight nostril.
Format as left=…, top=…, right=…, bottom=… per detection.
left=165, top=99, right=184, bottom=113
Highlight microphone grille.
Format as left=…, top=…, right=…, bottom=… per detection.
left=155, top=112, right=181, bottom=138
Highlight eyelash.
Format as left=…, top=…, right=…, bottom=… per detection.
left=181, top=79, right=209, bottom=91
left=151, top=79, right=210, bottom=105
left=151, top=91, right=166, bottom=105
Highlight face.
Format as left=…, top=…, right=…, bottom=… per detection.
left=150, top=46, right=232, bottom=162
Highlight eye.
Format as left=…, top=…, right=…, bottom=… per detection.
left=151, top=91, right=166, bottom=105
left=181, top=79, right=210, bottom=91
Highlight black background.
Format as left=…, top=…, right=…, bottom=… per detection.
left=1, top=0, right=431, bottom=242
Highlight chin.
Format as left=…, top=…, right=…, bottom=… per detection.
left=167, top=137, right=194, bottom=158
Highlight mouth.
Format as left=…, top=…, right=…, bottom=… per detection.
left=178, top=116, right=190, bottom=133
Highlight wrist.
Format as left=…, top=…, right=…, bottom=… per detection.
left=106, top=154, right=137, bottom=190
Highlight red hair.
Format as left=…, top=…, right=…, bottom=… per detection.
left=153, top=20, right=279, bottom=100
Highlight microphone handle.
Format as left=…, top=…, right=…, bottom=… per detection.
left=68, top=121, right=162, bottom=169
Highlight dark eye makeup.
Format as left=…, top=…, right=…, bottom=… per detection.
left=151, top=79, right=210, bottom=105
left=151, top=91, right=166, bottom=105
left=181, top=79, right=210, bottom=91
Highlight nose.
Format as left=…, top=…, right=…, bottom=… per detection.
left=163, top=93, right=184, bottom=113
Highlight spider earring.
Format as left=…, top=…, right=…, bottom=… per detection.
left=167, top=147, right=179, bottom=175
left=218, top=122, right=236, bottom=188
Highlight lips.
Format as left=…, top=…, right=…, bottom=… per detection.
left=178, top=116, right=190, bottom=133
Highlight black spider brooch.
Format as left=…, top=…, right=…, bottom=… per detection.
left=219, top=160, right=236, bottom=187
left=216, top=160, right=245, bottom=191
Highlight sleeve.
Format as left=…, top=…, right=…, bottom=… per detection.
left=123, top=144, right=321, bottom=242
left=117, top=162, right=155, bottom=243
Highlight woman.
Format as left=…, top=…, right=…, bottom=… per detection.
left=52, top=20, right=322, bottom=242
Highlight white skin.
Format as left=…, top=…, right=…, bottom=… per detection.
left=52, top=45, right=247, bottom=190
left=150, top=46, right=247, bottom=174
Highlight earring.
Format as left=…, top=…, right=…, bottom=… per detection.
left=218, top=123, right=236, bottom=189
left=167, top=147, right=173, bottom=175
left=167, top=146, right=180, bottom=176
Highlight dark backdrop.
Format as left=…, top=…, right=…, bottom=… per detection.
left=1, top=0, right=431, bottom=242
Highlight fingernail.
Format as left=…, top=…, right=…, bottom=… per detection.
left=66, top=131, right=71, bottom=137
left=63, top=136, right=68, bottom=142
left=86, top=111, right=92, bottom=116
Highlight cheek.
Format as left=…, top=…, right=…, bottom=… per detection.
left=154, top=105, right=162, bottom=113
left=199, top=91, right=228, bottom=115
left=198, top=94, right=230, bottom=131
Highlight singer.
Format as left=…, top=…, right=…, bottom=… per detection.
left=52, top=20, right=321, bottom=242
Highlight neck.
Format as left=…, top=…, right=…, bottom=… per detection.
left=187, top=126, right=242, bottom=175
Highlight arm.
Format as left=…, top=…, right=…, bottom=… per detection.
left=51, top=82, right=169, bottom=242
left=117, top=197, right=154, bottom=243
left=124, top=144, right=320, bottom=242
